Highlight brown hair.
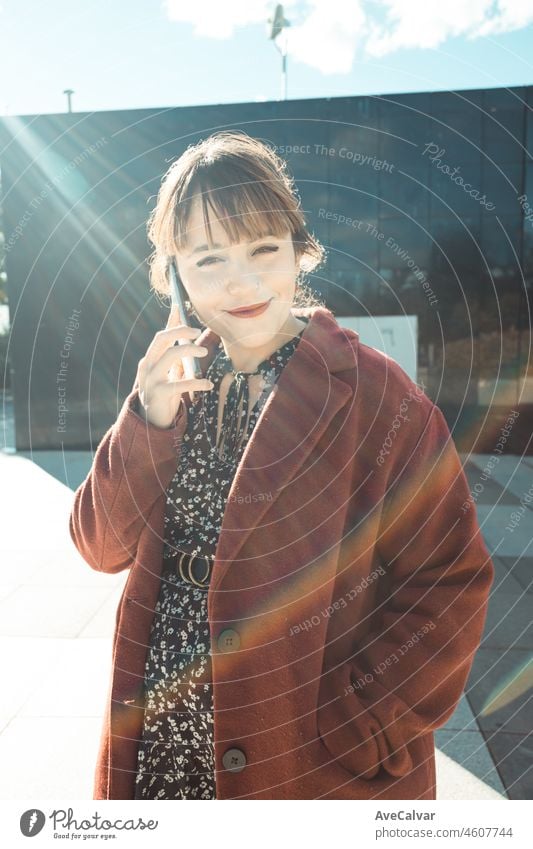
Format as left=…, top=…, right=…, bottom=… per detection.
left=146, top=130, right=326, bottom=311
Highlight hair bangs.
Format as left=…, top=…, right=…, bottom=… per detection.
left=175, top=172, right=296, bottom=255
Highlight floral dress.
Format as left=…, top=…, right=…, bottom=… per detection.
left=134, top=319, right=309, bottom=799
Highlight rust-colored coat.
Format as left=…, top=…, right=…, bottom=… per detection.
left=69, top=306, right=494, bottom=800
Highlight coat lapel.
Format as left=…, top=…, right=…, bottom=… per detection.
left=189, top=307, right=358, bottom=593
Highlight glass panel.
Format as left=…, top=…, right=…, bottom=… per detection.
left=428, top=89, right=484, bottom=163
left=477, top=215, right=523, bottom=405
left=483, top=87, right=525, bottom=163
left=379, top=165, right=430, bottom=219
left=482, top=161, right=524, bottom=215
left=428, top=157, right=484, bottom=217
left=378, top=92, right=432, bottom=166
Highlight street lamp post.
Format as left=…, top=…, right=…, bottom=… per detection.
left=267, top=4, right=291, bottom=101
left=63, top=89, right=74, bottom=113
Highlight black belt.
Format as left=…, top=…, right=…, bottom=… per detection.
left=174, top=550, right=214, bottom=588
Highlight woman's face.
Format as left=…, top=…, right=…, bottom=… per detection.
left=174, top=194, right=300, bottom=351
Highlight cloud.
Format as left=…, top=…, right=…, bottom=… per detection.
left=365, top=0, right=533, bottom=57
left=163, top=0, right=273, bottom=39
left=283, top=1, right=367, bottom=74
left=163, top=0, right=533, bottom=72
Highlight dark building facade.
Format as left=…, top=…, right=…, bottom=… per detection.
left=1, top=85, right=531, bottom=451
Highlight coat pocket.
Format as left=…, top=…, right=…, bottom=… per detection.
left=316, top=662, right=414, bottom=780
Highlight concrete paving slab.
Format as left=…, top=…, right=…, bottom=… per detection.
left=0, top=585, right=16, bottom=603
left=482, top=731, right=533, bottom=800
left=467, top=648, right=533, bottom=736
left=18, top=449, right=95, bottom=492
left=0, top=454, right=75, bottom=551
left=21, top=548, right=126, bottom=589
left=0, top=637, right=69, bottom=727
left=435, top=747, right=507, bottom=800
left=18, top=639, right=113, bottom=718
left=441, top=692, right=479, bottom=732
left=462, top=463, right=521, bottom=505
left=469, top=455, right=533, bottom=505
left=78, top=580, right=127, bottom=638
left=476, top=505, right=533, bottom=558
left=496, top=555, right=533, bottom=595
left=490, top=556, right=527, bottom=594
left=0, top=717, right=102, bottom=799
left=0, top=585, right=111, bottom=639
left=482, top=592, right=533, bottom=651
left=435, top=727, right=507, bottom=799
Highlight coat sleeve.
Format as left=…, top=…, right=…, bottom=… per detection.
left=317, top=402, right=495, bottom=780
left=68, top=380, right=189, bottom=573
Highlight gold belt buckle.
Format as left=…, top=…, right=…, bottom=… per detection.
left=177, top=551, right=211, bottom=587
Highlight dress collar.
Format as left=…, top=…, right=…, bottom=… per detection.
left=193, top=306, right=359, bottom=387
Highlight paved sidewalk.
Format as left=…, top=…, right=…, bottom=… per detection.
left=1, top=410, right=529, bottom=798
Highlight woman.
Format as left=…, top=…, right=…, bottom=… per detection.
left=69, top=130, right=494, bottom=801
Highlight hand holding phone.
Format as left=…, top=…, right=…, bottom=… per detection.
left=134, top=260, right=214, bottom=429
left=167, top=259, right=205, bottom=401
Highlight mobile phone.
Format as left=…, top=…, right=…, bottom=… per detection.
left=167, top=257, right=204, bottom=402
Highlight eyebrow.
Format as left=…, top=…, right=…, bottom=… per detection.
left=186, top=235, right=278, bottom=258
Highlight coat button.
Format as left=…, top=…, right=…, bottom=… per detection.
left=222, top=747, right=247, bottom=773
left=217, top=628, right=240, bottom=652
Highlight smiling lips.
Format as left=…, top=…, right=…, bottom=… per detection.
left=226, top=299, right=272, bottom=317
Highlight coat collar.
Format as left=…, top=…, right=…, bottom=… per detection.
left=190, top=306, right=359, bottom=593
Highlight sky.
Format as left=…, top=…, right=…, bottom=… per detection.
left=0, top=0, right=532, bottom=116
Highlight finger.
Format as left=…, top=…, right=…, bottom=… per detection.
left=137, top=356, right=148, bottom=382
left=152, top=343, right=207, bottom=385
left=159, top=377, right=214, bottom=398
left=144, top=323, right=201, bottom=364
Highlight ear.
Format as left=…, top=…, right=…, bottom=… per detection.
left=293, top=243, right=306, bottom=271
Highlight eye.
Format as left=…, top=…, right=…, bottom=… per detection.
left=196, top=245, right=278, bottom=268
left=196, top=256, right=220, bottom=268
left=254, top=245, right=279, bottom=256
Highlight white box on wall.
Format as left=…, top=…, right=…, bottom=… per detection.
left=0, top=304, right=10, bottom=334
left=336, top=315, right=418, bottom=383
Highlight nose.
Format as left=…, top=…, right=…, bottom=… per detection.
left=225, top=263, right=261, bottom=294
